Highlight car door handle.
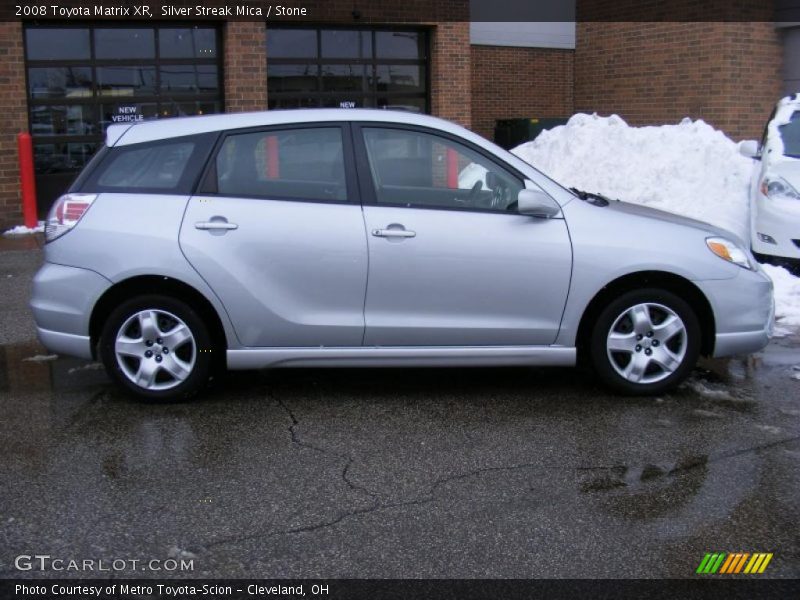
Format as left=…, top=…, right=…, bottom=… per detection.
left=372, top=228, right=416, bottom=238
left=195, top=221, right=238, bottom=231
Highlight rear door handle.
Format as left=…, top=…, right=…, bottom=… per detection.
left=372, top=228, right=416, bottom=238
left=195, top=221, right=238, bottom=231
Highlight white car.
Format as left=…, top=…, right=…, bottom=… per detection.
left=740, top=95, right=800, bottom=272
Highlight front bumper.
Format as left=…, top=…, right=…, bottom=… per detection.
left=696, top=266, right=774, bottom=358
left=30, top=261, right=111, bottom=359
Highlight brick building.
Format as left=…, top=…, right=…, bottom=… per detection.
left=0, top=0, right=793, bottom=228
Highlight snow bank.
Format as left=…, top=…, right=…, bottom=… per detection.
left=512, top=113, right=800, bottom=334
left=762, top=264, right=800, bottom=336
left=512, top=113, right=753, bottom=241
left=3, top=222, right=44, bottom=235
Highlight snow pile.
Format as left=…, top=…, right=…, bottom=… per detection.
left=511, top=113, right=800, bottom=334
left=512, top=113, right=753, bottom=241
left=3, top=221, right=44, bottom=235
left=762, top=264, right=800, bottom=336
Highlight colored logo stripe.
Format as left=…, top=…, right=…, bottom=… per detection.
left=696, top=553, right=726, bottom=574
left=698, top=552, right=773, bottom=574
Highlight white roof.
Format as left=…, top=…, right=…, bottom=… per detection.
left=107, top=109, right=476, bottom=147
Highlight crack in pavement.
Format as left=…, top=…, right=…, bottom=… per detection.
left=198, top=403, right=800, bottom=552
left=274, top=393, right=380, bottom=505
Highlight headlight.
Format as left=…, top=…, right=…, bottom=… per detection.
left=706, top=237, right=753, bottom=270
left=760, top=176, right=800, bottom=200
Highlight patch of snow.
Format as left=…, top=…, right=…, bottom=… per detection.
left=692, top=409, right=724, bottom=419
left=22, top=354, right=57, bottom=362
left=512, top=113, right=753, bottom=241
left=167, top=546, right=198, bottom=560
left=68, top=362, right=104, bottom=374
left=685, top=380, right=735, bottom=402
left=3, top=221, right=44, bottom=236
left=754, top=424, right=782, bottom=434
left=458, top=162, right=489, bottom=190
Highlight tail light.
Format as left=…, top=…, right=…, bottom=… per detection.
left=44, top=193, right=97, bottom=243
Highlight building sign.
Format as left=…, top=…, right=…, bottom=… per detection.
left=111, top=105, right=144, bottom=124
left=339, top=101, right=356, bottom=109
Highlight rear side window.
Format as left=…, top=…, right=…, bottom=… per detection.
left=77, top=133, right=216, bottom=194
left=97, top=142, right=193, bottom=189
left=213, top=127, right=348, bottom=201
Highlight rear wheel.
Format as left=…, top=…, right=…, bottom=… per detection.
left=590, top=289, right=700, bottom=395
left=99, top=295, right=213, bottom=401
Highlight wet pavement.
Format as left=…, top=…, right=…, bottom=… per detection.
left=0, top=240, right=799, bottom=579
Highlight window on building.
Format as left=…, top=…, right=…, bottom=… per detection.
left=267, top=27, right=428, bottom=112
left=24, top=24, right=223, bottom=214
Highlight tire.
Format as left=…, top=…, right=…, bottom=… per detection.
left=589, top=288, right=700, bottom=396
left=99, top=294, right=214, bottom=401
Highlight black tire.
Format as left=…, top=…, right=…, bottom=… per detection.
left=99, top=294, right=214, bottom=401
left=589, top=288, right=701, bottom=396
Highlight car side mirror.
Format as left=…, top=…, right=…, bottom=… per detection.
left=517, top=188, right=561, bottom=218
left=739, top=140, right=760, bottom=159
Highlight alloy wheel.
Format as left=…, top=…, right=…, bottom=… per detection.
left=606, top=302, right=688, bottom=384
left=114, top=309, right=196, bottom=391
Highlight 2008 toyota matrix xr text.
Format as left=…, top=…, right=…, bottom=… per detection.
left=30, top=109, right=774, bottom=400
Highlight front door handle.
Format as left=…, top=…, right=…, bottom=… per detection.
left=195, top=221, right=238, bottom=231
left=372, top=228, right=416, bottom=238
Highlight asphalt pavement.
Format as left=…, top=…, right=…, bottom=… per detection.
left=0, top=238, right=798, bottom=579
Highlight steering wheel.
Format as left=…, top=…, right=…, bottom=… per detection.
left=465, top=180, right=483, bottom=205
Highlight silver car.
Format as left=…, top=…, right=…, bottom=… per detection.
left=30, top=109, right=774, bottom=400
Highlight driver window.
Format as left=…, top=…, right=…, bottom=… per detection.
left=361, top=127, right=524, bottom=211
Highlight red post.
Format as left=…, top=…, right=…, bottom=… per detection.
left=17, top=133, right=38, bottom=229
left=446, top=147, right=458, bottom=189
left=266, top=135, right=280, bottom=179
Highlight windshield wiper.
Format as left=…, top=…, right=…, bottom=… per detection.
left=569, top=187, right=615, bottom=206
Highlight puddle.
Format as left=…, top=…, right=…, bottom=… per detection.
left=0, top=341, right=109, bottom=394
left=0, top=234, right=42, bottom=251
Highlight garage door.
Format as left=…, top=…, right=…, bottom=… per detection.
left=24, top=24, right=223, bottom=217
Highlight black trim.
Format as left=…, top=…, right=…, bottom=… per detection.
left=351, top=121, right=527, bottom=215
left=195, top=122, right=362, bottom=206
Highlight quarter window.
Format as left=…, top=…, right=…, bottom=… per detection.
left=96, top=142, right=194, bottom=189
left=361, top=128, right=523, bottom=212
left=77, top=133, right=216, bottom=195
left=215, top=128, right=348, bottom=202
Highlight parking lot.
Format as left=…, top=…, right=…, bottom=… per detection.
left=1, top=240, right=798, bottom=579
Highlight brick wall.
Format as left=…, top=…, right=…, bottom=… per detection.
left=471, top=45, right=574, bottom=140
left=574, top=20, right=783, bottom=140
left=430, top=22, right=472, bottom=128
left=0, top=22, right=28, bottom=230
left=224, top=22, right=268, bottom=113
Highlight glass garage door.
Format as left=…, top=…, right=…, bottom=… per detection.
left=24, top=24, right=223, bottom=216
left=267, top=27, right=428, bottom=113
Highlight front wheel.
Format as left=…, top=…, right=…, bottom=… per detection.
left=99, top=295, right=214, bottom=401
left=589, top=289, right=700, bottom=395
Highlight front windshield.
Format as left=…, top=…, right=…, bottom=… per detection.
left=778, top=111, right=800, bottom=158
